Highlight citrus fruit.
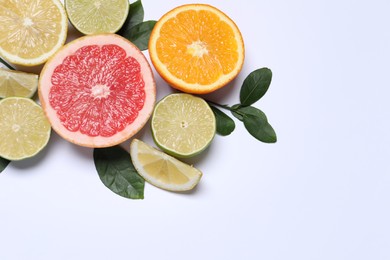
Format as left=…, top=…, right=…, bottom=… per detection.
left=0, top=97, right=51, bottom=161
left=0, top=0, right=68, bottom=66
left=0, top=68, right=38, bottom=98
left=65, top=0, right=130, bottom=35
left=148, top=4, right=245, bottom=94
left=130, top=139, right=202, bottom=192
left=151, top=93, right=216, bottom=158
left=38, top=34, right=156, bottom=148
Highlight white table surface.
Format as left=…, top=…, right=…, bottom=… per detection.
left=1, top=0, right=389, bottom=259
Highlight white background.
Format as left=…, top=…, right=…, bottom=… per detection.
left=1, top=0, right=390, bottom=259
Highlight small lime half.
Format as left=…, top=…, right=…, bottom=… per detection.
left=0, top=97, right=51, bottom=160
left=151, top=93, right=216, bottom=158
left=65, top=0, right=130, bottom=35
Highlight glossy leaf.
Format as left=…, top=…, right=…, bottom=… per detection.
left=94, top=146, right=145, bottom=199
left=210, top=106, right=235, bottom=136
left=231, top=104, right=244, bottom=121
left=240, top=68, right=272, bottom=106
left=120, top=20, right=156, bottom=50
left=0, top=157, right=10, bottom=174
left=235, top=106, right=277, bottom=143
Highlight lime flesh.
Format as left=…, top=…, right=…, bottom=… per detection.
left=0, top=97, right=51, bottom=160
left=65, top=0, right=130, bottom=35
left=151, top=93, right=216, bottom=158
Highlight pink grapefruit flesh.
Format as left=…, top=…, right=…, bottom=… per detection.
left=39, top=34, right=156, bottom=148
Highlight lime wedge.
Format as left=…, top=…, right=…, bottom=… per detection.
left=151, top=93, right=216, bottom=158
left=0, top=97, right=51, bottom=160
left=130, top=139, right=202, bottom=192
left=65, top=0, right=130, bottom=35
left=0, top=68, right=38, bottom=98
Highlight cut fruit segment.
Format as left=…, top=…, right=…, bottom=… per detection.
left=148, top=4, right=245, bottom=94
left=0, top=97, right=51, bottom=161
left=130, top=139, right=202, bottom=192
left=39, top=34, right=156, bottom=148
left=65, top=0, right=130, bottom=35
left=151, top=93, right=216, bottom=158
left=0, top=68, right=38, bottom=98
left=0, top=0, right=68, bottom=66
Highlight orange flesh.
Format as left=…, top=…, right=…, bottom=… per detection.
left=156, top=9, right=239, bottom=86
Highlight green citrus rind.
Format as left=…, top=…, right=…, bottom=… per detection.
left=151, top=93, right=216, bottom=158
left=0, top=97, right=51, bottom=160
left=65, top=0, right=130, bottom=35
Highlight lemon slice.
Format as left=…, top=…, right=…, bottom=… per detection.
left=130, top=139, right=202, bottom=192
left=0, top=68, right=38, bottom=98
left=65, top=0, right=130, bottom=35
left=0, top=0, right=68, bottom=66
left=151, top=93, right=216, bottom=158
left=0, top=97, right=51, bottom=160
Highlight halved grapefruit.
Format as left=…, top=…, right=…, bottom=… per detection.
left=38, top=34, right=156, bottom=148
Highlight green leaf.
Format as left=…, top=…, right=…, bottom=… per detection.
left=120, top=20, right=156, bottom=50
left=235, top=106, right=277, bottom=143
left=117, top=0, right=144, bottom=35
left=0, top=157, right=10, bottom=174
left=94, top=146, right=145, bottom=199
left=210, top=106, right=235, bottom=136
left=231, top=104, right=244, bottom=121
left=240, top=68, right=272, bottom=106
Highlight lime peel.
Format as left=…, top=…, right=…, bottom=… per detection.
left=65, top=0, right=130, bottom=35
left=151, top=93, right=216, bottom=158
left=0, top=97, right=51, bottom=161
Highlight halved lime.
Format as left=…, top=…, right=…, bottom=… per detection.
left=151, top=93, right=216, bottom=158
left=65, top=0, right=130, bottom=35
left=0, top=97, right=51, bottom=160
left=130, top=139, right=202, bottom=192
left=0, top=68, right=38, bottom=98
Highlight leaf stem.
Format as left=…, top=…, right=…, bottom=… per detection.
left=205, top=100, right=232, bottom=111
left=206, top=100, right=249, bottom=118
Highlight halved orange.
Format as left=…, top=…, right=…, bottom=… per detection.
left=148, top=4, right=245, bottom=94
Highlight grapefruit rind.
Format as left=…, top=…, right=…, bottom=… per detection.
left=38, top=34, right=156, bottom=148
